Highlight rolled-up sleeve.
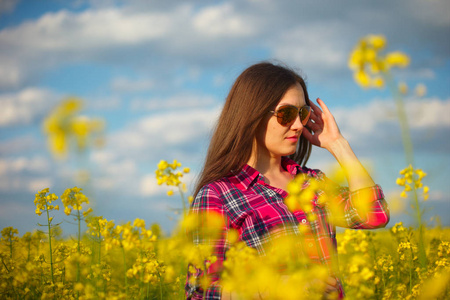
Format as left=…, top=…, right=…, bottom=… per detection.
left=328, top=183, right=390, bottom=229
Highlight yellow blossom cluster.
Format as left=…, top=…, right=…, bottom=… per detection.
left=397, top=241, right=418, bottom=261
left=126, top=251, right=165, bottom=283
left=155, top=159, right=190, bottom=196
left=34, top=188, right=59, bottom=217
left=391, top=221, right=407, bottom=235
left=348, top=34, right=410, bottom=88
left=374, top=254, right=394, bottom=274
left=43, top=97, right=105, bottom=159
left=396, top=165, right=430, bottom=200
left=221, top=236, right=330, bottom=300
left=61, top=186, right=91, bottom=216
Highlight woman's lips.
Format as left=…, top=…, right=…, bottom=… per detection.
left=286, top=135, right=298, bottom=142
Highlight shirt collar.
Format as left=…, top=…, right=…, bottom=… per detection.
left=230, top=157, right=302, bottom=190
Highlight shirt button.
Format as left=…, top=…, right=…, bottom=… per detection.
left=308, top=243, right=313, bottom=248
left=301, top=219, right=307, bottom=224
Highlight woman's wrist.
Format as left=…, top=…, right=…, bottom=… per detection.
left=327, top=136, right=350, bottom=160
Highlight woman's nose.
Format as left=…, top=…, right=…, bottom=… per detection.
left=290, top=114, right=304, bottom=130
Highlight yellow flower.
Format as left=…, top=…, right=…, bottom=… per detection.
left=167, top=190, right=174, bottom=196
left=157, top=160, right=169, bottom=171
left=385, top=51, right=410, bottom=68
left=349, top=35, right=410, bottom=90
left=396, top=177, right=406, bottom=186
left=354, top=70, right=371, bottom=88
left=64, top=207, right=72, bottom=215
left=372, top=77, right=384, bottom=88
left=367, top=34, right=386, bottom=49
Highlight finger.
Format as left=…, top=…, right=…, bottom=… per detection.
left=316, top=98, right=332, bottom=115
left=309, top=99, right=324, bottom=123
left=308, top=98, right=322, bottom=112
left=325, top=276, right=337, bottom=286
left=306, top=119, right=321, bottom=132
left=325, top=284, right=338, bottom=293
left=308, top=110, right=323, bottom=127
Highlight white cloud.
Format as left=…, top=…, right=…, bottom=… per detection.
left=87, top=106, right=219, bottom=196
left=135, top=107, right=220, bottom=145
left=0, top=6, right=187, bottom=88
left=28, top=177, right=53, bottom=193
left=0, top=88, right=60, bottom=127
left=140, top=174, right=164, bottom=196
left=0, top=156, right=51, bottom=176
left=407, top=98, right=450, bottom=129
left=108, top=106, right=220, bottom=158
left=0, top=135, right=39, bottom=155
left=0, top=156, right=53, bottom=193
left=329, top=97, right=450, bottom=156
left=193, top=3, right=254, bottom=37
left=1, top=1, right=449, bottom=88
left=272, top=23, right=348, bottom=74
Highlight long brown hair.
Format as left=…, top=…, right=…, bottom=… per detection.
left=194, top=62, right=312, bottom=197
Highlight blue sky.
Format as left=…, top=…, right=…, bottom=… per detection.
left=1, top=0, right=449, bottom=236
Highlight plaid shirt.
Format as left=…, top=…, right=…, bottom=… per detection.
left=186, top=157, right=390, bottom=299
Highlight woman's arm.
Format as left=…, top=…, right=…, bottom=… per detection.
left=303, top=98, right=389, bottom=228
left=302, top=98, right=375, bottom=192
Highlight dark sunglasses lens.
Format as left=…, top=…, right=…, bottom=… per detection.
left=300, top=106, right=311, bottom=124
left=277, top=106, right=298, bottom=125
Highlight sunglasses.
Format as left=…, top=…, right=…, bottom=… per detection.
left=270, top=105, right=311, bottom=126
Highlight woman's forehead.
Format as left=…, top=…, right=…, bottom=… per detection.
left=276, top=84, right=306, bottom=108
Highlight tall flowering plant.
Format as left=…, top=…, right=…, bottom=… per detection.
left=349, top=34, right=428, bottom=266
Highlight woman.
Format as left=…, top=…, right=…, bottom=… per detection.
left=186, top=62, right=389, bottom=299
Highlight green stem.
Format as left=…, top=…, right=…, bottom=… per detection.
left=158, top=271, right=163, bottom=300
left=122, top=246, right=129, bottom=298
left=77, top=209, right=81, bottom=300
left=178, top=185, right=187, bottom=216
left=46, top=205, right=54, bottom=284
left=384, top=71, right=427, bottom=268
left=8, top=236, right=13, bottom=259
left=27, top=239, right=31, bottom=262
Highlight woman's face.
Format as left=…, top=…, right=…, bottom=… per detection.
left=255, top=83, right=307, bottom=159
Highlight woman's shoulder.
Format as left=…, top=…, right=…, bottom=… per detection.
left=197, top=175, right=242, bottom=196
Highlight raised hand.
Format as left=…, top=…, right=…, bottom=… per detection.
left=302, top=98, right=345, bottom=152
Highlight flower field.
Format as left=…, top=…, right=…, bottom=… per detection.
left=1, top=160, right=449, bottom=299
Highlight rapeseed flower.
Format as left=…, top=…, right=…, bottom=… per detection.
left=396, top=165, right=429, bottom=201
left=43, top=98, right=105, bottom=159
left=348, top=34, right=410, bottom=89
left=61, top=186, right=90, bottom=216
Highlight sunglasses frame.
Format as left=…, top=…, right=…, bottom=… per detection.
left=269, top=105, right=311, bottom=126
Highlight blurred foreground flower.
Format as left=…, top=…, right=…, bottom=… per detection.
left=43, top=97, right=105, bottom=159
